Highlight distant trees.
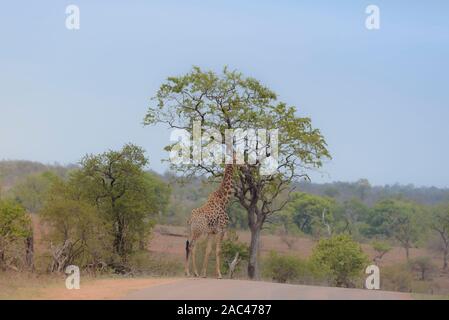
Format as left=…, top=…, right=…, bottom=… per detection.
left=409, top=257, right=437, bottom=281
left=355, top=179, right=371, bottom=201
left=279, top=193, right=373, bottom=240
left=366, top=199, right=423, bottom=260
left=278, top=192, right=428, bottom=264
left=12, top=171, right=58, bottom=212
left=430, top=204, right=449, bottom=269
left=283, top=193, right=335, bottom=237
left=297, top=179, right=449, bottom=206
left=0, top=160, right=72, bottom=189
left=334, top=198, right=369, bottom=237
left=371, top=240, right=392, bottom=265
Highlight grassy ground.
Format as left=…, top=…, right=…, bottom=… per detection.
left=412, top=293, right=449, bottom=300
left=0, top=272, right=63, bottom=299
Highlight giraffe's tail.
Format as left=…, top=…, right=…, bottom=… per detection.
left=185, top=240, right=190, bottom=261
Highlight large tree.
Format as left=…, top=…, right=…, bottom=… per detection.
left=72, top=144, right=163, bottom=263
left=145, top=67, right=330, bottom=279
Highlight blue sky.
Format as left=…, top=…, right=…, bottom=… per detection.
left=0, top=1, right=448, bottom=187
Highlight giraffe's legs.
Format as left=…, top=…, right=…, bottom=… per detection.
left=215, top=232, right=225, bottom=279
left=201, top=234, right=213, bottom=278
left=191, top=238, right=199, bottom=277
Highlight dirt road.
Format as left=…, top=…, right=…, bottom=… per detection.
left=124, top=278, right=412, bottom=300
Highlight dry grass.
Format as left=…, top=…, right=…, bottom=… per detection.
left=0, top=271, right=178, bottom=300
left=0, top=272, right=63, bottom=299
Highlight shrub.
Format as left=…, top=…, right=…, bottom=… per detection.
left=40, top=191, right=113, bottom=273
left=221, top=231, right=249, bottom=277
left=411, top=280, right=440, bottom=295
left=409, top=256, right=437, bottom=281
left=0, top=200, right=32, bottom=271
left=310, top=234, right=369, bottom=287
left=263, top=251, right=308, bottom=283
left=381, top=264, right=413, bottom=292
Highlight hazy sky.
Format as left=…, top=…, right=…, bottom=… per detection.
left=1, top=1, right=448, bottom=187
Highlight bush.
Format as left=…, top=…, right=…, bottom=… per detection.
left=221, top=231, right=249, bottom=277
left=382, top=262, right=441, bottom=294
left=0, top=200, right=32, bottom=271
left=40, top=184, right=113, bottom=273
left=381, top=264, right=413, bottom=292
left=262, top=251, right=309, bottom=283
left=310, top=234, right=369, bottom=287
left=409, top=256, right=437, bottom=281
left=411, top=280, right=440, bottom=295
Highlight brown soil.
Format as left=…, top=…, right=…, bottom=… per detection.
left=40, top=278, right=179, bottom=300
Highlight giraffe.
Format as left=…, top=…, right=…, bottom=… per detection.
left=185, top=162, right=236, bottom=279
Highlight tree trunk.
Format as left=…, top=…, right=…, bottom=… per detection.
left=0, top=249, right=4, bottom=270
left=248, top=226, right=261, bottom=280
left=443, top=247, right=448, bottom=270
left=405, top=246, right=410, bottom=261
left=25, top=235, right=34, bottom=271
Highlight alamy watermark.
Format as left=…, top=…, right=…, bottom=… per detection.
left=65, top=5, right=80, bottom=30
left=65, top=265, right=80, bottom=290
left=365, top=5, right=380, bottom=30
left=365, top=265, right=380, bottom=290
left=169, top=122, right=279, bottom=175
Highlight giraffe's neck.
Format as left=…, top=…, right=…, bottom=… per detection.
left=215, top=164, right=234, bottom=207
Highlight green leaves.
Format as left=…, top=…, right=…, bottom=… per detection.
left=285, top=192, right=336, bottom=236
left=310, top=234, right=369, bottom=287
left=221, top=230, right=249, bottom=275
left=145, top=66, right=330, bottom=177
left=0, top=200, right=31, bottom=270
left=263, top=251, right=309, bottom=283
left=41, top=144, right=170, bottom=268
left=11, top=171, right=58, bottom=212
left=0, top=200, right=31, bottom=240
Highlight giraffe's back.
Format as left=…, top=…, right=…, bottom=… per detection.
left=188, top=204, right=228, bottom=236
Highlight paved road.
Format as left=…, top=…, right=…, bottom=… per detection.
left=124, top=278, right=412, bottom=300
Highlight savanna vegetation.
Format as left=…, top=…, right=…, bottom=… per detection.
left=1, top=68, right=449, bottom=296
left=2, top=155, right=449, bottom=294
